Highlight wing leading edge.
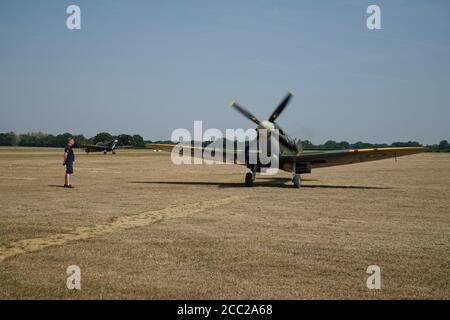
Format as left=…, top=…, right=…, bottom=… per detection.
left=279, top=147, right=427, bottom=172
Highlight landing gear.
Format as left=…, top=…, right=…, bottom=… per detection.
left=291, top=158, right=301, bottom=188
left=243, top=163, right=301, bottom=188
left=104, top=151, right=107, bottom=155
left=244, top=165, right=257, bottom=187
left=292, top=174, right=301, bottom=188
left=245, top=172, right=253, bottom=187
left=112, top=151, right=116, bottom=155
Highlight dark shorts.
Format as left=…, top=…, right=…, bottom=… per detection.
left=66, top=162, right=74, bottom=174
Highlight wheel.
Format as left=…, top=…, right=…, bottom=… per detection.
left=112, top=151, right=116, bottom=155
left=245, top=172, right=254, bottom=187
left=292, top=174, right=301, bottom=188
left=104, top=151, right=107, bottom=155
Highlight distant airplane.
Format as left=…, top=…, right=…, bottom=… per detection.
left=148, top=92, right=427, bottom=188
left=83, top=139, right=132, bottom=154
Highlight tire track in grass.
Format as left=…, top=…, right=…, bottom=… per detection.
left=0, top=195, right=244, bottom=263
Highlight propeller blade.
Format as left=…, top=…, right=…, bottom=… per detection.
left=230, top=101, right=261, bottom=125
left=279, top=134, right=298, bottom=153
left=268, top=92, right=294, bottom=122
left=273, top=121, right=286, bottom=136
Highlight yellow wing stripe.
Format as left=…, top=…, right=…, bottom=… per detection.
left=348, top=147, right=426, bottom=153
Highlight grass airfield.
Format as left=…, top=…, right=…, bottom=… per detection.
left=0, top=147, right=448, bottom=299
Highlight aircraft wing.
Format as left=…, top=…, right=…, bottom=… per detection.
left=146, top=143, right=249, bottom=163
left=147, top=144, right=427, bottom=170
left=82, top=144, right=105, bottom=152
left=146, top=143, right=181, bottom=152
left=147, top=143, right=216, bottom=155
left=279, top=147, right=427, bottom=171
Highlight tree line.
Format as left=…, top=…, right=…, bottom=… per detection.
left=0, top=132, right=145, bottom=148
left=0, top=132, right=448, bottom=152
left=300, top=139, right=449, bottom=152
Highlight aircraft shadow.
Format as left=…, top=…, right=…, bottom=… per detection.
left=129, top=180, right=390, bottom=190
left=301, top=184, right=391, bottom=190
left=129, top=180, right=292, bottom=189
left=258, top=177, right=318, bottom=182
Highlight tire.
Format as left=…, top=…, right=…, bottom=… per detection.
left=292, top=174, right=301, bottom=188
left=245, top=172, right=253, bottom=187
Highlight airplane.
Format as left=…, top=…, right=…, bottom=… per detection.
left=83, top=139, right=132, bottom=154
left=148, top=92, right=427, bottom=188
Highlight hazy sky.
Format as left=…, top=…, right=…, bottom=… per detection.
left=1, top=0, right=449, bottom=144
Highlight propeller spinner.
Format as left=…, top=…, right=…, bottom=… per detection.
left=230, top=92, right=299, bottom=153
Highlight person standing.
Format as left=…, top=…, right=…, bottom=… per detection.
left=63, top=137, right=76, bottom=188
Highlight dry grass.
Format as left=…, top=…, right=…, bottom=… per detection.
left=0, top=147, right=448, bottom=299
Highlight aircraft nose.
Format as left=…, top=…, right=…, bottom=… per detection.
left=259, top=120, right=275, bottom=130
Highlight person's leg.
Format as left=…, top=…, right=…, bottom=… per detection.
left=65, top=162, right=72, bottom=187
left=65, top=162, right=74, bottom=187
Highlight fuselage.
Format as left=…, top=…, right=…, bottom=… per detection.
left=257, top=121, right=302, bottom=156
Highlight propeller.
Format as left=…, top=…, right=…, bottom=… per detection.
left=230, top=101, right=261, bottom=125
left=272, top=121, right=285, bottom=136
left=268, top=92, right=293, bottom=122
left=230, top=92, right=299, bottom=154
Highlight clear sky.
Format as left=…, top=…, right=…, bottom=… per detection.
left=1, top=0, right=449, bottom=144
